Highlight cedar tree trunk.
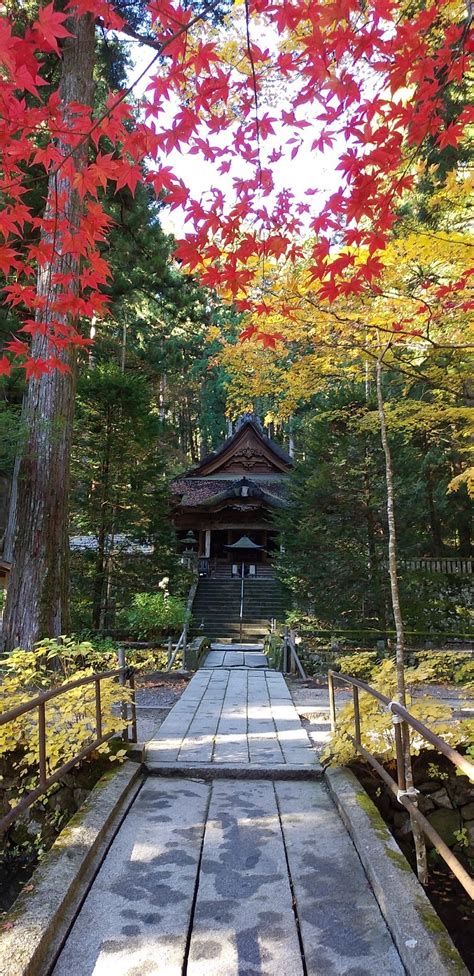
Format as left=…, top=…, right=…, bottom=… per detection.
left=2, top=15, right=96, bottom=650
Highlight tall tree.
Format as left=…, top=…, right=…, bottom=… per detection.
left=71, top=365, right=174, bottom=629
left=2, top=13, right=96, bottom=650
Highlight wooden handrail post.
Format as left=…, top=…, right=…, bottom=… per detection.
left=95, top=677, right=102, bottom=739
left=401, top=718, right=428, bottom=885
left=328, top=670, right=336, bottom=733
left=393, top=717, right=406, bottom=792
left=117, top=645, right=128, bottom=742
left=38, top=701, right=47, bottom=789
left=289, top=628, right=296, bottom=674
left=129, top=670, right=137, bottom=743
left=182, top=622, right=188, bottom=669
left=353, top=685, right=361, bottom=744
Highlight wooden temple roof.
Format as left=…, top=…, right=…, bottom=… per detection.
left=171, top=418, right=293, bottom=512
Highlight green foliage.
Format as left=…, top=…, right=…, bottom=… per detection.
left=263, top=633, right=284, bottom=670
left=454, top=659, right=474, bottom=685
left=67, top=180, right=231, bottom=633
left=73, top=633, right=184, bottom=672
left=322, top=660, right=469, bottom=767
left=399, top=574, right=473, bottom=637
left=277, top=379, right=472, bottom=636
left=122, top=589, right=188, bottom=640
left=277, top=390, right=388, bottom=631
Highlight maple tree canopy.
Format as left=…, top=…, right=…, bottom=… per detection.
left=0, top=0, right=472, bottom=374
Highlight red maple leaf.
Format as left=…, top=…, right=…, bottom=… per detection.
left=258, top=332, right=285, bottom=349
left=22, top=358, right=51, bottom=379
left=239, top=325, right=258, bottom=342
left=5, top=338, right=29, bottom=357
left=33, top=3, right=72, bottom=55
left=0, top=245, right=19, bottom=274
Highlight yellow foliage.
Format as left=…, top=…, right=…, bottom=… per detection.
left=448, top=466, right=474, bottom=499
left=216, top=180, right=473, bottom=423
left=0, top=639, right=131, bottom=810
left=322, top=660, right=470, bottom=767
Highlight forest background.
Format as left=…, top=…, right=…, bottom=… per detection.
left=0, top=0, right=472, bottom=647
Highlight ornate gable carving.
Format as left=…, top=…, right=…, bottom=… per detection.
left=220, top=434, right=276, bottom=473
left=197, top=425, right=290, bottom=476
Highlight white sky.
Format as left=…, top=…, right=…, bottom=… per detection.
left=125, top=29, right=344, bottom=239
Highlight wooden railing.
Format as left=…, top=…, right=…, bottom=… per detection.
left=264, top=628, right=307, bottom=677
left=328, top=669, right=474, bottom=898
left=283, top=628, right=306, bottom=678
left=166, top=575, right=199, bottom=671
left=0, top=667, right=136, bottom=834
left=401, top=557, right=473, bottom=575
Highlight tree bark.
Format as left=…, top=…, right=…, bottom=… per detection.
left=376, top=353, right=428, bottom=885
left=91, top=408, right=113, bottom=630
left=375, top=357, right=406, bottom=703
left=456, top=504, right=472, bottom=556
left=2, top=15, right=96, bottom=650
left=363, top=465, right=386, bottom=629
left=426, top=465, right=443, bottom=556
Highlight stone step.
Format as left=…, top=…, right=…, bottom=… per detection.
left=193, top=607, right=286, bottom=621
left=193, top=601, right=284, bottom=616
left=192, top=574, right=290, bottom=640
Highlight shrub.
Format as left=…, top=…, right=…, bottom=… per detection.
left=454, top=659, right=474, bottom=685
left=123, top=590, right=188, bottom=640
left=334, top=651, right=378, bottom=680
left=410, top=650, right=473, bottom=685
left=0, top=638, right=131, bottom=814
left=322, top=659, right=467, bottom=767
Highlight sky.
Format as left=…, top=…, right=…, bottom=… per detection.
left=125, top=29, right=344, bottom=239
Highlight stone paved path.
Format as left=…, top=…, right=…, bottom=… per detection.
left=51, top=665, right=406, bottom=975
left=52, top=776, right=404, bottom=976
left=202, top=646, right=268, bottom=669
left=145, top=667, right=316, bottom=767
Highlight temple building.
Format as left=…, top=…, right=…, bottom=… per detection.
left=170, top=416, right=293, bottom=576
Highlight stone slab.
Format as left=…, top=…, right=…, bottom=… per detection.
left=145, top=669, right=316, bottom=768
left=51, top=777, right=210, bottom=976
left=275, top=780, right=405, bottom=975
left=146, top=762, right=323, bottom=780
left=325, top=766, right=469, bottom=976
left=202, top=649, right=268, bottom=668
left=210, top=643, right=264, bottom=652
left=0, top=762, right=143, bottom=976
left=187, top=779, right=304, bottom=976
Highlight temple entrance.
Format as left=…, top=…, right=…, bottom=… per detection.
left=171, top=417, right=293, bottom=577
left=210, top=530, right=230, bottom=561
left=210, top=530, right=269, bottom=563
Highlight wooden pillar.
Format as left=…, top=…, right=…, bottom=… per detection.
left=204, top=528, right=211, bottom=558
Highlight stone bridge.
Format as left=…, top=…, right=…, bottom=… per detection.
left=0, top=648, right=466, bottom=976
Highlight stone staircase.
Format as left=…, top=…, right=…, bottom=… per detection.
left=191, top=576, right=289, bottom=640
left=211, top=563, right=277, bottom=579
